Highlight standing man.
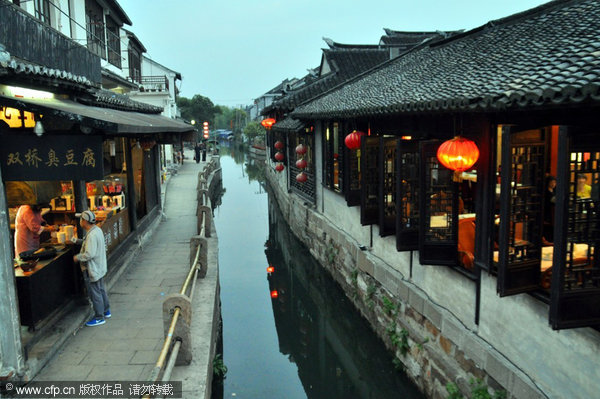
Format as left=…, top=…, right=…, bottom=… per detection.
left=72, top=210, right=110, bottom=327
left=194, top=142, right=201, bottom=164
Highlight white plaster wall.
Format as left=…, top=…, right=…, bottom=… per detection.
left=478, top=273, right=600, bottom=399
left=127, top=92, right=169, bottom=115
left=102, top=60, right=125, bottom=77
left=70, top=0, right=87, bottom=42
left=55, top=0, right=71, bottom=36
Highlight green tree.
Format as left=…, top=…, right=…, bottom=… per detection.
left=177, top=94, right=218, bottom=126
left=243, top=121, right=265, bottom=144
left=214, top=106, right=248, bottom=135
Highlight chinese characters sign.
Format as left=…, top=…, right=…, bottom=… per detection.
left=0, top=135, right=103, bottom=181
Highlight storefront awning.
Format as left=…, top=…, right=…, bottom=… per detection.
left=0, top=94, right=194, bottom=135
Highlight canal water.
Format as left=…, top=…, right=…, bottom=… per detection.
left=214, top=147, right=423, bottom=399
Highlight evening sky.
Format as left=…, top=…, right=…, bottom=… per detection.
left=118, top=0, right=549, bottom=108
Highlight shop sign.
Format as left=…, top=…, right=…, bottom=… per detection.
left=0, top=135, right=103, bottom=181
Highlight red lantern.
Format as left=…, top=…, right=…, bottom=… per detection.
left=274, top=140, right=284, bottom=150
left=295, top=144, right=307, bottom=155
left=344, top=130, right=364, bottom=150
left=296, top=159, right=307, bottom=169
left=261, top=118, right=276, bottom=129
left=274, top=151, right=284, bottom=161
left=436, top=136, right=479, bottom=172
left=296, top=172, right=308, bottom=183
left=275, top=163, right=284, bottom=172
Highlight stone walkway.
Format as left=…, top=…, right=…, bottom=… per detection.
left=35, top=152, right=205, bottom=382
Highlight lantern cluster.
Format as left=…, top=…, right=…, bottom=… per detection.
left=273, top=140, right=285, bottom=172
left=295, top=144, right=308, bottom=183
left=203, top=121, right=209, bottom=139
left=436, top=136, right=479, bottom=172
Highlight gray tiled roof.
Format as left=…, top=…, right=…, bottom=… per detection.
left=268, top=46, right=389, bottom=113
left=0, top=58, right=95, bottom=87
left=80, top=89, right=164, bottom=114
left=272, top=116, right=304, bottom=133
left=292, top=0, right=600, bottom=119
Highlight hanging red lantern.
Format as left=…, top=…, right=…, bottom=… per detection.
left=296, top=159, right=307, bottom=169
left=275, top=163, right=284, bottom=172
left=274, top=151, right=284, bottom=161
left=436, top=136, right=479, bottom=172
left=344, top=130, right=364, bottom=150
left=274, top=140, right=284, bottom=150
left=261, top=118, right=276, bottom=129
left=296, top=172, right=308, bottom=183
left=295, top=144, right=307, bottom=155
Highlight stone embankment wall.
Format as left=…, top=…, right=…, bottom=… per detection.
left=265, top=167, right=553, bottom=399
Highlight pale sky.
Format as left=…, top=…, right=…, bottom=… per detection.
left=118, top=0, right=550, bottom=108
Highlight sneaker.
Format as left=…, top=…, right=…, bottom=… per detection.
left=85, top=318, right=105, bottom=327
left=104, top=310, right=111, bottom=319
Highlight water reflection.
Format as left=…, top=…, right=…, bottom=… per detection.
left=265, top=193, right=424, bottom=399
left=215, top=150, right=422, bottom=399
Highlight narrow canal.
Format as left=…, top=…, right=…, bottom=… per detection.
left=214, top=147, right=424, bottom=399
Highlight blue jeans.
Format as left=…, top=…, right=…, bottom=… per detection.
left=83, top=271, right=110, bottom=319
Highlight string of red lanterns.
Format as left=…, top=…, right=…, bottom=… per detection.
left=295, top=143, right=308, bottom=183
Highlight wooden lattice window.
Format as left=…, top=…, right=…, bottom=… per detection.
left=497, top=128, right=546, bottom=296
left=85, top=0, right=106, bottom=60
left=396, top=139, right=420, bottom=251
left=323, top=122, right=343, bottom=193
left=551, top=128, right=600, bottom=329
left=360, top=136, right=379, bottom=225
left=290, top=131, right=316, bottom=203
left=418, top=140, right=458, bottom=266
left=344, top=143, right=360, bottom=206
left=106, top=16, right=121, bottom=68
left=379, top=137, right=397, bottom=236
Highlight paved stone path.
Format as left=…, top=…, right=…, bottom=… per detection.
left=36, top=152, right=204, bottom=382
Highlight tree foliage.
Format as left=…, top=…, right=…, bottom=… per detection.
left=214, top=106, right=248, bottom=134
left=176, top=94, right=218, bottom=125
left=243, top=121, right=265, bottom=144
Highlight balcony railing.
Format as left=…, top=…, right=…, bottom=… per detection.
left=139, top=76, right=169, bottom=92
left=0, top=2, right=101, bottom=83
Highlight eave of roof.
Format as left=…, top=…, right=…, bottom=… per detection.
left=0, top=94, right=193, bottom=134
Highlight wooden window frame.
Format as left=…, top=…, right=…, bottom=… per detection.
left=550, top=126, right=600, bottom=329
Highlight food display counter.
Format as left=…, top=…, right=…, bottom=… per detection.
left=15, top=246, right=79, bottom=330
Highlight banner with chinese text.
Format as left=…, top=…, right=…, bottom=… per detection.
left=0, top=135, right=104, bottom=181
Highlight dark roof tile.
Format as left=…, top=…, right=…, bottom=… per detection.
left=293, top=0, right=600, bottom=118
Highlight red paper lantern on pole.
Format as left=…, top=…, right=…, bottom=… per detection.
left=275, top=163, right=284, bottom=172
left=274, top=140, right=284, bottom=150
left=344, top=130, right=364, bottom=150
left=296, top=159, right=307, bottom=169
left=274, top=151, right=284, bottom=162
left=261, top=118, right=276, bottom=129
left=296, top=172, right=308, bottom=183
left=295, top=144, right=307, bottom=155
left=436, top=136, right=479, bottom=172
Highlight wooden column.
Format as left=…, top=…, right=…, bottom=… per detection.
left=125, top=138, right=138, bottom=231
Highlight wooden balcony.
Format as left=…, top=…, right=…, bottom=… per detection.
left=0, top=3, right=101, bottom=84
left=139, top=76, right=169, bottom=92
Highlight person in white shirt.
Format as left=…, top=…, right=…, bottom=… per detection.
left=72, top=210, right=110, bottom=327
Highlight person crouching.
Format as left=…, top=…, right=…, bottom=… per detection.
left=72, top=210, right=111, bottom=327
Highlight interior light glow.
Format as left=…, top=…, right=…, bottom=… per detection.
left=4, top=85, right=54, bottom=99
